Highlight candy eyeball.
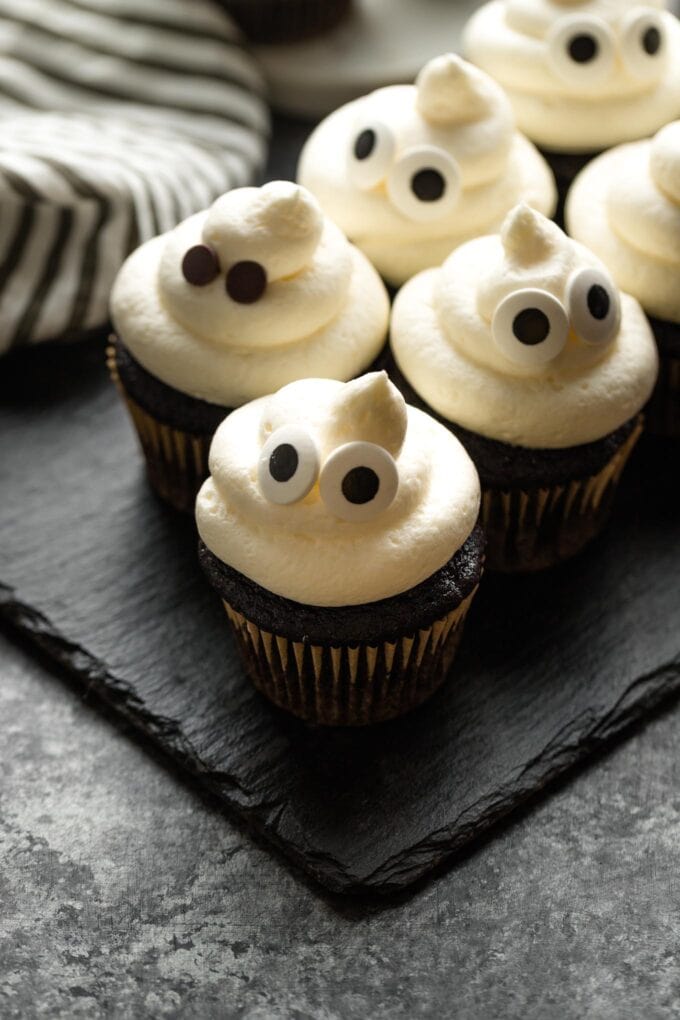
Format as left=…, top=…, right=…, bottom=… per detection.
left=182, top=244, right=220, bottom=286
left=548, top=14, right=616, bottom=87
left=386, top=146, right=461, bottom=222
left=621, top=8, right=667, bottom=81
left=492, top=288, right=569, bottom=368
left=319, top=441, right=399, bottom=523
left=258, top=425, right=320, bottom=505
left=347, top=121, right=396, bottom=189
left=567, top=268, right=621, bottom=347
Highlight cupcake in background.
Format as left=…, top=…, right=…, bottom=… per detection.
left=109, top=181, right=389, bottom=513
left=390, top=205, right=658, bottom=572
left=567, top=121, right=680, bottom=437
left=464, top=0, right=680, bottom=221
left=196, top=372, right=483, bottom=726
left=298, top=53, right=556, bottom=288
left=218, top=0, right=352, bottom=43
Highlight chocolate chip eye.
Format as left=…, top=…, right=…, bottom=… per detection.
left=549, top=16, right=615, bottom=86
left=347, top=120, right=396, bottom=189
left=226, top=260, right=267, bottom=304
left=320, top=441, right=399, bottom=523
left=567, top=267, right=621, bottom=347
left=258, top=425, right=319, bottom=505
left=182, top=244, right=219, bottom=286
left=492, top=289, right=569, bottom=368
left=622, top=10, right=667, bottom=81
left=387, top=146, right=461, bottom=223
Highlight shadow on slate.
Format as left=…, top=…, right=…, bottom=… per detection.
left=1, top=337, right=679, bottom=894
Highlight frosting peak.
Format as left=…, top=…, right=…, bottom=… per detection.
left=416, top=54, right=497, bottom=125
left=297, top=53, right=556, bottom=286
left=110, top=182, right=389, bottom=406
left=391, top=206, right=658, bottom=447
left=196, top=377, right=481, bottom=606
left=326, top=372, right=408, bottom=457
left=203, top=182, right=324, bottom=281
left=501, top=202, right=562, bottom=263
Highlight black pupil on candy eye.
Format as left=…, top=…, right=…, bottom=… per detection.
left=568, top=33, right=598, bottom=63
left=512, top=308, right=551, bottom=346
left=269, top=443, right=298, bottom=483
left=411, top=168, right=445, bottom=202
left=342, top=466, right=380, bottom=505
left=354, top=129, right=377, bottom=161
left=643, top=26, right=661, bottom=55
left=587, top=284, right=610, bottom=321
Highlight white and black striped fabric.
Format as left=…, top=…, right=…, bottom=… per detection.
left=0, top=0, right=269, bottom=352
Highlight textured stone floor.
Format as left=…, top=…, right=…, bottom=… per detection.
left=2, top=628, right=680, bottom=1019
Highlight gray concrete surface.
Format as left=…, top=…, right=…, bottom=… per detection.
left=2, top=629, right=680, bottom=1019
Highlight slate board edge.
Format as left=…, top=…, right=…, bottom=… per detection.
left=3, top=582, right=679, bottom=896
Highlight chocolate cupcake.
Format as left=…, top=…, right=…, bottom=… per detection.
left=567, top=121, right=680, bottom=438
left=109, top=181, right=390, bottom=512
left=196, top=372, right=483, bottom=726
left=298, top=53, right=556, bottom=288
left=220, top=0, right=352, bottom=44
left=390, top=205, right=658, bottom=572
left=464, top=0, right=680, bottom=223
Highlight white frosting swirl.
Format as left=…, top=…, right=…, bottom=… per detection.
left=110, top=182, right=389, bottom=407
left=297, top=54, right=556, bottom=287
left=464, top=1, right=680, bottom=151
left=566, top=121, right=680, bottom=322
left=196, top=373, right=481, bottom=606
left=391, top=205, right=658, bottom=448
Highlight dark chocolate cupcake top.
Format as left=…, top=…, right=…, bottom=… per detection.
left=196, top=373, right=481, bottom=607
left=110, top=182, right=389, bottom=408
left=391, top=204, right=658, bottom=449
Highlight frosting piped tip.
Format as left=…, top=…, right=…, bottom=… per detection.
left=329, top=371, right=408, bottom=457
left=501, top=203, right=560, bottom=264
left=416, top=53, right=494, bottom=125
left=256, top=180, right=324, bottom=242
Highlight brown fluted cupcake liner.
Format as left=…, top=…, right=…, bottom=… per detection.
left=222, top=588, right=478, bottom=726
left=481, top=417, right=643, bottom=572
left=107, top=344, right=211, bottom=513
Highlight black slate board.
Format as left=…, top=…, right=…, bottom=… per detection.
left=2, top=334, right=679, bottom=894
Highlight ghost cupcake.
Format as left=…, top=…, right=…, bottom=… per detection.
left=297, top=53, right=556, bottom=288
left=196, top=372, right=483, bottom=726
left=567, top=121, right=680, bottom=437
left=109, top=181, right=389, bottom=512
left=464, top=0, right=680, bottom=221
left=390, top=205, right=658, bottom=571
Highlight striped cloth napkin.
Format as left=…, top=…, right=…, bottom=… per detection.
left=0, top=0, right=269, bottom=352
